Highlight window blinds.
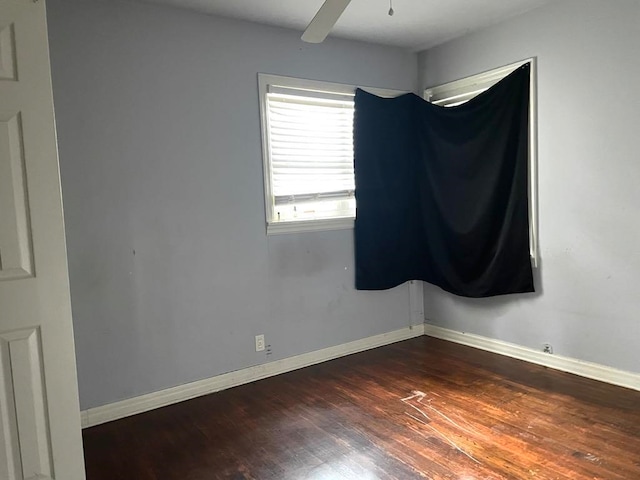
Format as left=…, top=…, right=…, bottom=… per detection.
left=429, top=87, right=489, bottom=107
left=266, top=91, right=355, bottom=206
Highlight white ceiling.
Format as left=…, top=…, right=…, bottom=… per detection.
left=138, top=0, right=556, bottom=51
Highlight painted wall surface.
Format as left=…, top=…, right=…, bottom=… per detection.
left=418, top=0, right=640, bottom=374
left=47, top=0, right=418, bottom=409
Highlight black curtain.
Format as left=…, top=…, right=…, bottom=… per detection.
left=354, top=64, right=534, bottom=298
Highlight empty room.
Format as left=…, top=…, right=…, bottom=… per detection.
left=1, top=0, right=639, bottom=478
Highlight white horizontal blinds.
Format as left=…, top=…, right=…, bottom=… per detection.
left=430, top=87, right=489, bottom=107
left=267, top=90, right=355, bottom=209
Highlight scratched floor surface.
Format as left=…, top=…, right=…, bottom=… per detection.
left=83, top=336, right=640, bottom=479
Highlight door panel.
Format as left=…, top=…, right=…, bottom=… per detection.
left=0, top=328, right=52, bottom=480
left=0, top=111, right=34, bottom=280
left=0, top=1, right=85, bottom=479
left=0, top=23, right=17, bottom=81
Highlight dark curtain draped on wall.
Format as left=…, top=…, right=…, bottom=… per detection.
left=353, top=64, right=534, bottom=298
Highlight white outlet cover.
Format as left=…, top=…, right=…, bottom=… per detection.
left=255, top=334, right=265, bottom=352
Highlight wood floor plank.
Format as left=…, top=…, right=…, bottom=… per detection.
left=82, top=337, right=640, bottom=479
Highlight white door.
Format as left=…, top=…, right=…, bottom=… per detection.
left=0, top=0, right=85, bottom=479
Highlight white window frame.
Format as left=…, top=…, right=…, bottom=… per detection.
left=258, top=73, right=405, bottom=235
left=424, top=58, right=539, bottom=267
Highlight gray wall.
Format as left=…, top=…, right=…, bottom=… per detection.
left=418, top=0, right=640, bottom=374
left=47, top=0, right=418, bottom=410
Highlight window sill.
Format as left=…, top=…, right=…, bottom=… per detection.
left=267, top=217, right=354, bottom=235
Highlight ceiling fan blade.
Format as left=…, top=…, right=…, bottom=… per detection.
left=302, top=0, right=352, bottom=44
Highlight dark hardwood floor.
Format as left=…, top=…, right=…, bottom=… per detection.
left=82, top=337, right=640, bottom=479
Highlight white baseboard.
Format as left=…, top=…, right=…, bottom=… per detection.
left=424, top=324, right=640, bottom=392
left=81, top=321, right=638, bottom=429
left=81, top=323, right=425, bottom=428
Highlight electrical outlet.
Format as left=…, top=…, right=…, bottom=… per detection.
left=543, top=343, right=553, bottom=354
left=255, top=334, right=265, bottom=352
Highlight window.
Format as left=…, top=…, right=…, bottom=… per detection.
left=424, top=58, right=539, bottom=266
left=258, top=74, right=403, bottom=235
